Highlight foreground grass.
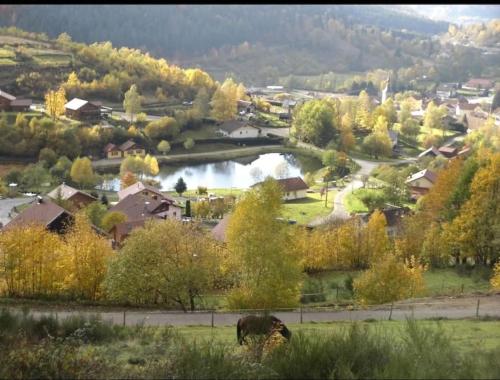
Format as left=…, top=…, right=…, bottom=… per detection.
left=1, top=309, right=500, bottom=379
left=282, top=191, right=335, bottom=225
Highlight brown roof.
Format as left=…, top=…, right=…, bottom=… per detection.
left=4, top=198, right=70, bottom=230
left=111, top=219, right=146, bottom=239
left=110, top=193, right=168, bottom=221
left=251, top=177, right=309, bottom=192
left=459, top=103, right=477, bottom=111
left=104, top=143, right=118, bottom=153
left=405, top=169, right=437, bottom=184
left=47, top=183, right=96, bottom=202
left=464, top=78, right=494, bottom=88
left=438, top=146, right=457, bottom=154
left=119, top=140, right=138, bottom=151
left=218, top=120, right=259, bottom=134
left=211, top=213, right=231, bottom=242
left=117, top=181, right=169, bottom=201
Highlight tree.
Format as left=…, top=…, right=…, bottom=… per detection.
left=105, top=219, right=220, bottom=311
left=322, top=150, right=338, bottom=169
left=226, top=177, right=303, bottom=309
left=120, top=171, right=138, bottom=189
left=210, top=79, right=238, bottom=121
left=84, top=201, right=107, bottom=229
left=274, top=162, right=290, bottom=179
left=62, top=213, right=115, bottom=301
left=20, top=163, right=52, bottom=190
left=424, top=101, right=447, bottom=136
left=101, top=211, right=127, bottom=232
left=144, top=154, right=159, bottom=176
left=250, top=167, right=263, bottom=182
left=185, top=200, right=191, bottom=217
left=38, top=147, right=57, bottom=168
left=0, top=224, right=65, bottom=297
left=492, top=90, right=500, bottom=112
left=491, top=262, right=500, bottom=290
left=355, top=90, right=373, bottom=130
left=192, top=88, right=210, bottom=119
left=123, top=84, right=141, bottom=123
left=354, top=254, right=426, bottom=305
left=175, top=177, right=187, bottom=196
left=362, top=116, right=393, bottom=158
left=364, top=210, right=390, bottom=263
left=157, top=140, right=171, bottom=155
left=45, top=87, right=67, bottom=121
left=194, top=200, right=211, bottom=219
left=70, top=157, right=95, bottom=188
left=50, top=156, right=72, bottom=182
left=400, top=118, right=420, bottom=143
left=339, top=115, right=355, bottom=152
left=184, top=138, right=195, bottom=150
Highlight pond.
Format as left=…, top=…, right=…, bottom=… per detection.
left=100, top=153, right=322, bottom=191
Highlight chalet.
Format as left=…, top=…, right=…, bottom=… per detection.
left=110, top=219, right=147, bottom=245
left=418, top=146, right=443, bottom=160
left=65, top=98, right=102, bottom=121
left=103, top=140, right=145, bottom=159
left=3, top=197, right=73, bottom=234
left=252, top=177, right=309, bottom=201
left=119, top=140, right=146, bottom=157
left=110, top=192, right=181, bottom=223
left=460, top=112, right=488, bottom=133
left=0, top=89, right=32, bottom=112
left=405, top=169, right=437, bottom=199
left=438, top=145, right=458, bottom=158
left=47, top=183, right=97, bottom=210
left=118, top=181, right=165, bottom=201
left=462, top=78, right=494, bottom=91
left=217, top=120, right=261, bottom=138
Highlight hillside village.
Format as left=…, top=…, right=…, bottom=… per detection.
left=0, top=8, right=499, bottom=378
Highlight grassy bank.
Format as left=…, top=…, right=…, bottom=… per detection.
left=1, top=308, right=500, bottom=379
left=282, top=191, right=335, bottom=225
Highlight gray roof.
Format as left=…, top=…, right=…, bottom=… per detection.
left=0, top=89, right=16, bottom=101
left=65, top=98, right=89, bottom=110
left=47, top=183, right=96, bottom=201
left=218, top=120, right=259, bottom=134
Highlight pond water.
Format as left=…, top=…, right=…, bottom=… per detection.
left=100, top=153, right=322, bottom=191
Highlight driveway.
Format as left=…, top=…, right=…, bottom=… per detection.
left=0, top=197, right=35, bottom=226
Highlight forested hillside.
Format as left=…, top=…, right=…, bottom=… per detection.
left=0, top=5, right=449, bottom=84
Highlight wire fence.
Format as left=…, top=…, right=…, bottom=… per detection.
left=14, top=295, right=500, bottom=328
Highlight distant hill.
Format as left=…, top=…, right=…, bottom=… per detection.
left=0, top=5, right=449, bottom=84
left=393, top=5, right=500, bottom=25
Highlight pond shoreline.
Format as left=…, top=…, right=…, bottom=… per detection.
left=93, top=145, right=322, bottom=171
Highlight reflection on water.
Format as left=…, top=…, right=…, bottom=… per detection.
left=101, top=153, right=321, bottom=191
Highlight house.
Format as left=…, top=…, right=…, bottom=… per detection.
left=237, top=99, right=255, bottom=113
left=252, top=177, right=309, bottom=201
left=47, top=183, right=97, bottom=210
left=418, top=146, right=443, bottom=160
left=110, top=192, right=180, bottom=221
left=462, top=78, right=494, bottom=91
left=118, top=181, right=165, bottom=201
left=110, top=219, right=147, bottom=245
left=119, top=140, right=145, bottom=157
left=405, top=169, right=438, bottom=199
left=217, top=120, right=261, bottom=138
left=362, top=205, right=412, bottom=237
left=0, top=89, right=32, bottom=112
left=103, top=140, right=145, bottom=159
left=436, top=83, right=457, bottom=99
left=64, top=98, right=102, bottom=121
left=460, top=111, right=488, bottom=133
left=3, top=197, right=73, bottom=234
left=437, top=145, right=458, bottom=158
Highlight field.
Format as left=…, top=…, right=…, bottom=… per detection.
left=282, top=191, right=334, bottom=225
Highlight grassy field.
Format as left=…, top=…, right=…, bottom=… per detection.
left=166, top=188, right=246, bottom=197
left=282, top=191, right=334, bottom=225
left=169, top=142, right=238, bottom=155
left=344, top=188, right=380, bottom=213
left=172, top=124, right=219, bottom=143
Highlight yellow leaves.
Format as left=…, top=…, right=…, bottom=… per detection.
left=353, top=253, right=426, bottom=305
left=491, top=262, right=500, bottom=290
left=44, top=86, right=67, bottom=120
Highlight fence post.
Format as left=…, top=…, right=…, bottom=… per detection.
left=211, top=310, right=214, bottom=328
left=300, top=307, right=303, bottom=324
left=388, top=302, right=394, bottom=321
left=476, top=299, right=480, bottom=318
left=123, top=310, right=126, bottom=326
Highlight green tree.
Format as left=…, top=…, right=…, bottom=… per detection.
left=184, top=138, right=195, bottom=150
left=157, top=140, right=171, bottom=155
left=105, top=220, right=220, bottom=311
left=70, top=157, right=95, bottom=188
left=84, top=201, right=107, bottom=228
left=362, top=116, right=393, bottom=158
left=175, top=177, right=187, bottom=196
left=210, top=79, right=238, bottom=121
left=123, top=84, right=141, bottom=123
left=226, top=177, right=303, bottom=309
left=101, top=211, right=127, bottom=232
left=192, top=87, right=211, bottom=119
left=38, top=147, right=57, bottom=168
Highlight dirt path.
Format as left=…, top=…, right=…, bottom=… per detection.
left=4, top=294, right=499, bottom=327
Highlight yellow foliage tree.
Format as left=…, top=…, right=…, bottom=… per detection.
left=364, top=209, right=390, bottom=264
left=45, top=87, right=67, bottom=121
left=120, top=171, right=138, bottom=189
left=354, top=253, right=426, bottom=305
left=62, top=213, right=115, bottom=301
left=491, top=262, right=500, bottom=290
left=0, top=224, right=65, bottom=297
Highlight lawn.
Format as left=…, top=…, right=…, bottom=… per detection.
left=254, top=111, right=289, bottom=128
left=166, top=188, right=246, bottom=198
left=282, top=191, right=335, bottom=225
left=172, top=124, right=219, bottom=143
left=344, top=188, right=383, bottom=213
left=169, top=142, right=238, bottom=155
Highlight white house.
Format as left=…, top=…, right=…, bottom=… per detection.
left=217, top=120, right=261, bottom=138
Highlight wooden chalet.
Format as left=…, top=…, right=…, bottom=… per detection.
left=65, top=98, right=102, bottom=121
left=0, top=89, right=32, bottom=112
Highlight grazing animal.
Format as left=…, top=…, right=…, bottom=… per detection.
left=236, top=314, right=291, bottom=345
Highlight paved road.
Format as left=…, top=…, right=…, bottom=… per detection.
left=309, top=157, right=416, bottom=226
left=0, top=197, right=35, bottom=226
left=6, top=294, right=499, bottom=327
